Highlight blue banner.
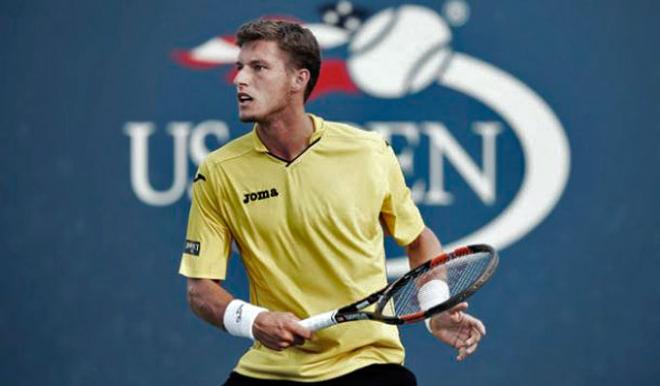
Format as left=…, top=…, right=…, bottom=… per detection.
left=2, top=1, right=659, bottom=385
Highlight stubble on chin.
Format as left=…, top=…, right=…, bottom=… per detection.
left=238, top=110, right=257, bottom=123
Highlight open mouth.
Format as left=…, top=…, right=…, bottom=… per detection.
left=237, top=92, right=254, bottom=105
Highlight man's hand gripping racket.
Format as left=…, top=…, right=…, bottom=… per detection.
left=299, top=244, right=498, bottom=358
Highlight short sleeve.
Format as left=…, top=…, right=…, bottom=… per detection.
left=178, top=160, right=232, bottom=279
left=380, top=144, right=426, bottom=246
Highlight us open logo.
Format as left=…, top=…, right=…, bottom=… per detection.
left=124, top=1, right=570, bottom=277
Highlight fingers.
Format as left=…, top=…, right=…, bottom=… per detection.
left=457, top=347, right=467, bottom=361
left=457, top=328, right=482, bottom=361
left=465, top=341, right=479, bottom=355
left=286, top=316, right=313, bottom=340
left=253, top=312, right=312, bottom=351
left=274, top=316, right=311, bottom=350
left=447, top=312, right=487, bottom=361
left=461, top=313, right=486, bottom=335
left=456, top=338, right=478, bottom=361
left=463, top=326, right=482, bottom=347
left=457, top=339, right=480, bottom=361
left=451, top=310, right=464, bottom=323
left=449, top=303, right=468, bottom=323
left=474, top=317, right=486, bottom=336
left=451, top=327, right=474, bottom=348
left=262, top=330, right=299, bottom=351
left=456, top=338, right=475, bottom=361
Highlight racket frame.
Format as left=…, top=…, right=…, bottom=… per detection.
left=300, top=244, right=499, bottom=330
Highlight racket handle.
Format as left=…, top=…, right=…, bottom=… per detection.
left=298, top=311, right=337, bottom=332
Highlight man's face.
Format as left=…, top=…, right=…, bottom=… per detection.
left=234, top=40, right=295, bottom=123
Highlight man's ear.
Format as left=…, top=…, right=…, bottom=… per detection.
left=291, top=68, right=310, bottom=94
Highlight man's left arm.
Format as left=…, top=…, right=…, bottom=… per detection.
left=405, top=226, right=442, bottom=268
left=405, top=227, right=487, bottom=361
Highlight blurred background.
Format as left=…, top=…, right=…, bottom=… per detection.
left=2, top=0, right=659, bottom=385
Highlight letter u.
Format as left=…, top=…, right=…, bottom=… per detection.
left=125, top=122, right=190, bottom=206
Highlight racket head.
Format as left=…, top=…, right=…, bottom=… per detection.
left=374, top=244, right=499, bottom=324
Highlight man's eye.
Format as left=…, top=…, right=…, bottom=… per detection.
left=254, top=64, right=265, bottom=71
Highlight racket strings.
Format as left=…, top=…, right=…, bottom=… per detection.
left=391, top=276, right=424, bottom=317
left=389, top=252, right=491, bottom=318
left=388, top=266, right=431, bottom=317
left=446, top=253, right=491, bottom=296
left=380, top=266, right=431, bottom=318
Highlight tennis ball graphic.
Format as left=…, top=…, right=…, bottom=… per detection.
left=348, top=5, right=452, bottom=98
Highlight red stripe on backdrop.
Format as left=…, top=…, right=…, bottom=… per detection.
left=224, top=59, right=359, bottom=100
left=311, top=59, right=359, bottom=99
left=221, top=35, right=237, bottom=45
left=171, top=49, right=223, bottom=70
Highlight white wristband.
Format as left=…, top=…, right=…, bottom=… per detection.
left=223, top=299, right=267, bottom=340
left=417, top=279, right=450, bottom=333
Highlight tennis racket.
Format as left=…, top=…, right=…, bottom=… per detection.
left=299, top=244, right=498, bottom=332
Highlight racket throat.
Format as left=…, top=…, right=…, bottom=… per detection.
left=335, top=312, right=371, bottom=323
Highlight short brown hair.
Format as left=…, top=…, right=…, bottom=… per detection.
left=236, top=19, right=321, bottom=102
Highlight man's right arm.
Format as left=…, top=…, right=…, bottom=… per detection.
left=185, top=278, right=312, bottom=350
left=186, top=278, right=233, bottom=328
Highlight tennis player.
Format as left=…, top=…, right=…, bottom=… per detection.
left=179, top=19, right=486, bottom=386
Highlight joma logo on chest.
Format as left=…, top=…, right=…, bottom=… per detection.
left=243, top=188, right=279, bottom=204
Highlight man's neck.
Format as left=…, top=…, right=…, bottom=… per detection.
left=256, top=108, right=314, bottom=162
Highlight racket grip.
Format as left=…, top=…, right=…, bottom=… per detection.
left=298, top=311, right=337, bottom=332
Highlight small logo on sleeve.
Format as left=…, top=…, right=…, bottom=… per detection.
left=243, top=188, right=279, bottom=204
left=184, top=240, right=201, bottom=256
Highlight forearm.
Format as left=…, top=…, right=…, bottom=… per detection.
left=186, top=279, right=311, bottom=349
left=186, top=278, right=234, bottom=329
left=406, top=227, right=443, bottom=268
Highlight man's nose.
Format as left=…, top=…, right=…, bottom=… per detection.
left=233, top=68, right=248, bottom=86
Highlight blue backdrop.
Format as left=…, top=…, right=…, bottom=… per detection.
left=2, top=1, right=659, bottom=385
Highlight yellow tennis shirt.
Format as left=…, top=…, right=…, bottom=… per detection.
left=179, top=114, right=425, bottom=381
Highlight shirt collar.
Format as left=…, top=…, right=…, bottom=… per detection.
left=252, top=114, right=326, bottom=153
